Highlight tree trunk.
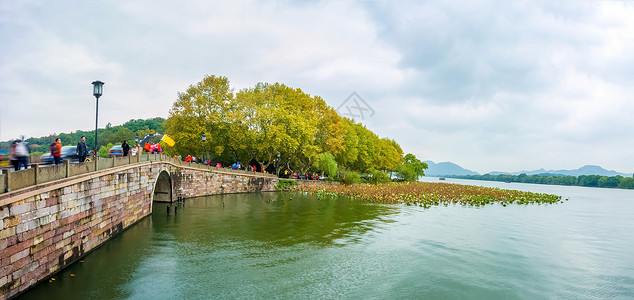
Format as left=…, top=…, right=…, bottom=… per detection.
left=285, top=160, right=294, bottom=178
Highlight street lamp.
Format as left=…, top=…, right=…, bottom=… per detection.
left=202, top=133, right=206, bottom=164
left=91, top=80, right=104, bottom=154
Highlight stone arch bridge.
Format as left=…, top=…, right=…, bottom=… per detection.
left=0, top=154, right=278, bottom=299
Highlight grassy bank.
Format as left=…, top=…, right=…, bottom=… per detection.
left=298, top=182, right=564, bottom=207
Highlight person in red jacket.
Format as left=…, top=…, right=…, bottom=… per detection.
left=51, top=138, right=62, bottom=165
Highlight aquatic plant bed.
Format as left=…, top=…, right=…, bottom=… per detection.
left=299, top=182, right=564, bottom=206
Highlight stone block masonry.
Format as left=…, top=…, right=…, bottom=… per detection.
left=174, top=168, right=277, bottom=199
left=0, top=158, right=277, bottom=299
left=0, top=164, right=157, bottom=299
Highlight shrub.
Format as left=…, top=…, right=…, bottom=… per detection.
left=340, top=170, right=363, bottom=185
left=97, top=143, right=114, bottom=158
left=367, top=168, right=392, bottom=183
left=276, top=179, right=298, bottom=190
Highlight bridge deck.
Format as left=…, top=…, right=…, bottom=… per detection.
left=0, top=153, right=275, bottom=206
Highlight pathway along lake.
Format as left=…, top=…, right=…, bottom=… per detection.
left=21, top=178, right=634, bottom=299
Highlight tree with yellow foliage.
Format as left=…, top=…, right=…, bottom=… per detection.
left=165, top=75, right=407, bottom=176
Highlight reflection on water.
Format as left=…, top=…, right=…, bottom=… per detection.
left=158, top=192, right=398, bottom=248
left=21, top=192, right=399, bottom=300
left=20, top=185, right=634, bottom=299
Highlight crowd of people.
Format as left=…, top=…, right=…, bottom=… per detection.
left=4, top=135, right=165, bottom=171
left=176, top=156, right=321, bottom=179
left=7, top=136, right=320, bottom=181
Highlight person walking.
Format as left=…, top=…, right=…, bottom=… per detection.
left=76, top=136, right=88, bottom=163
left=131, top=144, right=139, bottom=156
left=51, top=138, right=62, bottom=165
left=122, top=140, right=130, bottom=156
left=15, top=140, right=29, bottom=170
left=9, top=141, right=18, bottom=171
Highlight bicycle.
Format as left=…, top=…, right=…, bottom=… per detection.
left=82, top=150, right=96, bottom=163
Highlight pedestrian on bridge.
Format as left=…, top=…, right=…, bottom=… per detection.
left=9, top=141, right=18, bottom=171
left=132, top=144, right=140, bottom=156
left=51, top=138, right=62, bottom=165
left=122, top=140, right=130, bottom=156
left=14, top=139, right=29, bottom=170
left=76, top=136, right=88, bottom=163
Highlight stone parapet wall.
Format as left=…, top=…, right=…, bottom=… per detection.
left=0, top=160, right=277, bottom=299
left=1, top=155, right=149, bottom=195
left=0, top=164, right=159, bottom=299
left=174, top=167, right=278, bottom=199
left=0, top=175, right=5, bottom=195
left=1, top=154, right=276, bottom=195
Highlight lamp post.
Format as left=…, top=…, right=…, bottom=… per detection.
left=202, top=134, right=206, bottom=164
left=91, top=81, right=104, bottom=154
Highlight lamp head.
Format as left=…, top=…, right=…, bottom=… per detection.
left=92, top=80, right=105, bottom=98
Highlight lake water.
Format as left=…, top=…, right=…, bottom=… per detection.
left=21, top=178, right=634, bottom=299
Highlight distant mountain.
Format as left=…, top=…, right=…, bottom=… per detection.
left=424, top=161, right=479, bottom=176
left=488, top=165, right=632, bottom=177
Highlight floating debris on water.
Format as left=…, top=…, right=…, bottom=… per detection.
left=299, top=182, right=562, bottom=207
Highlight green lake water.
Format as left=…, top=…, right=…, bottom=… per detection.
left=20, top=178, right=634, bottom=299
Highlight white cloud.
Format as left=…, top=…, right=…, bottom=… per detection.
left=1, top=0, right=633, bottom=174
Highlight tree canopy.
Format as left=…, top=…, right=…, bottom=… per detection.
left=395, top=153, right=428, bottom=182
left=163, top=75, right=413, bottom=176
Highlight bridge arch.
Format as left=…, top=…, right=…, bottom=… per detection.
left=152, top=168, right=173, bottom=203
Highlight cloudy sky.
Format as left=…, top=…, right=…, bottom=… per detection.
left=1, top=0, right=633, bottom=174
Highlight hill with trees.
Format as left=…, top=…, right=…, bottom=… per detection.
left=487, top=165, right=630, bottom=177
left=448, top=173, right=634, bottom=189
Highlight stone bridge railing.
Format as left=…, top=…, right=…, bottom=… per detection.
left=0, top=154, right=276, bottom=195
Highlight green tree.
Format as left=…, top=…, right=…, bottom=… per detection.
left=335, top=118, right=359, bottom=169
left=598, top=176, right=621, bottom=188
left=161, top=74, right=406, bottom=174
left=101, top=127, right=135, bottom=146
left=340, top=169, right=362, bottom=184
left=350, top=123, right=378, bottom=172
left=618, top=177, right=634, bottom=189
left=395, top=153, right=428, bottom=182
left=97, top=143, right=115, bottom=158
left=367, top=168, right=391, bottom=183
left=163, top=75, right=233, bottom=158
left=314, top=152, right=338, bottom=178
left=122, top=118, right=165, bottom=134
left=579, top=175, right=601, bottom=187
left=374, top=138, right=403, bottom=172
